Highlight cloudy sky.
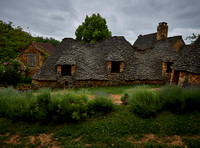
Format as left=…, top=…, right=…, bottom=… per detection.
left=1, top=0, right=200, bottom=44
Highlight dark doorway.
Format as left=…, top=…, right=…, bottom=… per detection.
left=111, top=61, right=120, bottom=73
left=166, top=62, right=173, bottom=73
left=172, top=70, right=180, bottom=84
left=61, top=65, right=71, bottom=76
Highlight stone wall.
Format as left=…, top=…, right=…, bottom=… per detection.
left=188, top=73, right=200, bottom=85
left=177, top=71, right=186, bottom=86
left=162, top=62, right=172, bottom=84
left=32, top=80, right=57, bottom=88
left=173, top=39, right=184, bottom=51
left=170, top=70, right=200, bottom=86
left=19, top=44, right=45, bottom=77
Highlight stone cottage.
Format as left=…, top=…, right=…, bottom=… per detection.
left=18, top=41, right=55, bottom=76
left=170, top=37, right=200, bottom=86
left=32, top=22, right=197, bottom=88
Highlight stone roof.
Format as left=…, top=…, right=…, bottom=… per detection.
left=32, top=35, right=184, bottom=81
left=133, top=33, right=157, bottom=50
left=106, top=52, right=124, bottom=61
left=32, top=36, right=135, bottom=81
left=32, top=42, right=55, bottom=54
left=132, top=36, right=182, bottom=80
left=56, top=55, right=76, bottom=65
left=171, top=37, right=200, bottom=74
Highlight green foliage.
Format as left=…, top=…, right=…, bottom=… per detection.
left=128, top=89, right=161, bottom=118
left=0, top=20, right=32, bottom=61
left=182, top=138, right=200, bottom=148
left=126, top=85, right=200, bottom=118
left=19, top=76, right=32, bottom=84
left=75, top=13, right=112, bottom=43
left=0, top=20, right=60, bottom=61
left=0, top=59, right=27, bottom=87
left=32, top=36, right=60, bottom=47
left=87, top=96, right=114, bottom=116
left=0, top=88, right=114, bottom=123
left=157, top=85, right=185, bottom=113
left=185, top=33, right=200, bottom=44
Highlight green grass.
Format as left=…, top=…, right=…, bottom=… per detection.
left=0, top=106, right=199, bottom=147
left=0, top=85, right=200, bottom=147
left=75, top=84, right=160, bottom=95
left=124, top=85, right=200, bottom=118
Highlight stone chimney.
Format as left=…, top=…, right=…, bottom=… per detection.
left=157, top=22, right=168, bottom=40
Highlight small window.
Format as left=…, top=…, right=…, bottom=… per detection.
left=111, top=61, right=120, bottom=73
left=27, top=53, right=37, bottom=67
left=166, top=62, right=173, bottom=73
left=61, top=65, right=71, bottom=76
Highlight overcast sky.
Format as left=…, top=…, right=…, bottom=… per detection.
left=1, top=0, right=200, bottom=44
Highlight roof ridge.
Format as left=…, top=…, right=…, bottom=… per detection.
left=139, top=33, right=157, bottom=37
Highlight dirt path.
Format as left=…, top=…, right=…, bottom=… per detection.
left=88, top=94, right=122, bottom=104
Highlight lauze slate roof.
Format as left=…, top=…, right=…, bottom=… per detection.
left=133, top=33, right=157, bottom=50
left=171, top=37, right=200, bottom=74
left=32, top=35, right=185, bottom=82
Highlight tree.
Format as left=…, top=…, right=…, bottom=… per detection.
left=0, top=20, right=60, bottom=62
left=0, top=20, right=32, bottom=61
left=75, top=13, right=112, bottom=43
left=186, top=33, right=200, bottom=44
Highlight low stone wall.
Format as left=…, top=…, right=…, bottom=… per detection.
left=32, top=79, right=165, bottom=89
left=75, top=80, right=108, bottom=88
left=188, top=73, right=200, bottom=85
left=32, top=80, right=57, bottom=89
left=126, top=80, right=164, bottom=85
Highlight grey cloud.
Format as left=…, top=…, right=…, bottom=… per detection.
left=0, top=0, right=200, bottom=44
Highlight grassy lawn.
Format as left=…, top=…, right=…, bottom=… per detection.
left=0, top=85, right=200, bottom=147
left=75, top=84, right=160, bottom=95
left=0, top=106, right=200, bottom=147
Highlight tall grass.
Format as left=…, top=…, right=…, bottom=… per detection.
left=0, top=88, right=115, bottom=123
left=125, top=85, right=200, bottom=118
left=128, top=89, right=161, bottom=118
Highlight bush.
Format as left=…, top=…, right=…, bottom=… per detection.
left=157, top=85, right=185, bottom=113
left=0, top=59, right=28, bottom=87
left=127, top=85, right=200, bottom=118
left=128, top=89, right=161, bottom=118
left=87, top=96, right=114, bottom=116
left=30, top=89, right=51, bottom=121
left=19, top=76, right=32, bottom=84
left=0, top=88, right=34, bottom=121
left=0, top=88, right=114, bottom=123
left=182, top=87, right=200, bottom=112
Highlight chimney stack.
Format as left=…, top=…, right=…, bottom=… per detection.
left=157, top=22, right=168, bottom=40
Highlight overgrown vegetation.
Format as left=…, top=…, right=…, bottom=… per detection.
left=0, top=88, right=114, bottom=123
left=0, top=20, right=60, bottom=62
left=122, top=85, right=200, bottom=118
left=0, top=59, right=28, bottom=87
left=0, top=85, right=200, bottom=147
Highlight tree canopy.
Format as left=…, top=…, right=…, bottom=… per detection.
left=186, top=33, right=200, bottom=44
left=0, top=20, right=60, bottom=61
left=75, top=13, right=112, bottom=43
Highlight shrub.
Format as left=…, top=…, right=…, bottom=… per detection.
left=48, top=91, right=89, bottom=122
left=0, top=59, right=27, bottom=87
left=157, top=85, right=185, bottom=113
left=0, top=88, right=34, bottom=121
left=30, top=89, right=51, bottom=122
left=128, top=89, right=161, bottom=118
left=19, top=76, right=32, bottom=84
left=182, top=87, right=200, bottom=112
left=121, top=93, right=128, bottom=105
left=87, top=96, right=114, bottom=116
